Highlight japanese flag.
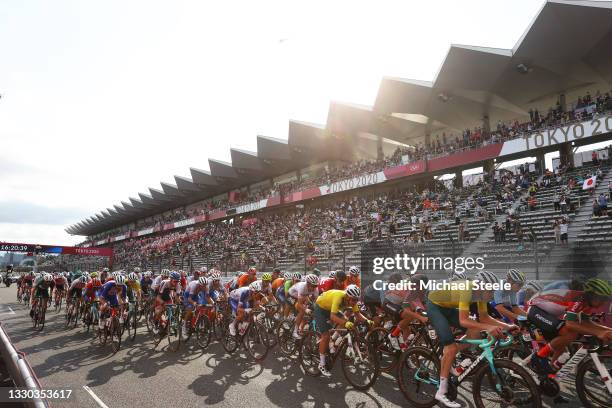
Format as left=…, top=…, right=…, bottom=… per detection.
left=582, top=175, right=597, bottom=190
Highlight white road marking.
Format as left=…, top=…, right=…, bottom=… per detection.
left=83, top=386, right=109, bottom=408
left=0, top=305, right=15, bottom=315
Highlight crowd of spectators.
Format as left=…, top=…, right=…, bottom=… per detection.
left=90, top=90, right=612, bottom=245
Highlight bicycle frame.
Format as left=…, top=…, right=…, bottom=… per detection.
left=413, top=334, right=513, bottom=393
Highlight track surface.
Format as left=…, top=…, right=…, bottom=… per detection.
left=0, top=287, right=580, bottom=407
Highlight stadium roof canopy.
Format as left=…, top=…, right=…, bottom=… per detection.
left=66, top=0, right=612, bottom=237
left=372, top=0, right=612, bottom=142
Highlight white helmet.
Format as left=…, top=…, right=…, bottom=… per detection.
left=524, top=281, right=543, bottom=293
left=305, top=274, right=319, bottom=285
left=349, top=266, right=360, bottom=276
left=133, top=267, right=142, bottom=273
left=115, top=275, right=126, bottom=285
left=449, top=271, right=467, bottom=282
left=161, top=269, right=170, bottom=277
left=198, top=276, right=207, bottom=286
left=292, top=272, right=302, bottom=281
left=345, top=284, right=361, bottom=299
left=209, top=271, right=221, bottom=281
left=128, top=272, right=138, bottom=281
left=474, top=271, right=499, bottom=285
left=43, top=273, right=54, bottom=282
left=329, top=270, right=337, bottom=279
left=200, top=266, right=208, bottom=273
left=507, top=268, right=526, bottom=283
left=249, top=281, right=262, bottom=293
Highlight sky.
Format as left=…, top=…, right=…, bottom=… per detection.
left=0, top=0, right=547, bottom=246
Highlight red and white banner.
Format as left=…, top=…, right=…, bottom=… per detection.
left=137, top=227, right=154, bottom=237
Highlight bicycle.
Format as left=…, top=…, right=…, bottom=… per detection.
left=53, top=290, right=65, bottom=313
left=82, top=300, right=100, bottom=333
left=31, top=297, right=48, bottom=331
left=397, top=331, right=541, bottom=408
left=123, top=300, right=138, bottom=342
left=573, top=336, right=611, bottom=408
left=182, top=304, right=213, bottom=349
left=98, top=305, right=122, bottom=353
left=221, top=308, right=270, bottom=362
left=299, top=324, right=380, bottom=390
left=65, top=296, right=82, bottom=329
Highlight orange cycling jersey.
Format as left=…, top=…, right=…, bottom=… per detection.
left=238, top=274, right=256, bottom=288
left=271, top=277, right=285, bottom=292
left=346, top=276, right=361, bottom=288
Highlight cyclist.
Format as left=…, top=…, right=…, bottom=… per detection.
left=100, top=267, right=110, bottom=283
left=289, top=274, right=320, bottom=339
left=207, top=271, right=227, bottom=302
left=52, top=272, right=68, bottom=306
left=67, top=275, right=88, bottom=308
left=426, top=271, right=518, bottom=408
left=346, top=266, right=361, bottom=287
left=22, top=271, right=35, bottom=298
left=318, top=270, right=347, bottom=293
left=278, top=272, right=301, bottom=318
left=227, top=271, right=245, bottom=292
left=29, top=273, right=53, bottom=318
left=271, top=272, right=287, bottom=294
left=271, top=267, right=281, bottom=281
left=238, top=267, right=257, bottom=288
left=140, top=271, right=154, bottom=297
left=490, top=268, right=528, bottom=323
left=314, top=284, right=371, bottom=377
left=387, top=274, right=430, bottom=351
left=98, top=275, right=127, bottom=331
left=83, top=277, right=102, bottom=304
left=182, top=276, right=211, bottom=333
left=151, top=269, right=170, bottom=295
left=528, top=277, right=612, bottom=374
left=228, top=280, right=268, bottom=336
left=126, top=272, right=142, bottom=304
left=517, top=281, right=542, bottom=310
left=154, top=271, right=182, bottom=324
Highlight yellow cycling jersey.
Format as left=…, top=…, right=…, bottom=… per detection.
left=316, top=289, right=359, bottom=314
left=126, top=280, right=141, bottom=294
left=428, top=281, right=487, bottom=313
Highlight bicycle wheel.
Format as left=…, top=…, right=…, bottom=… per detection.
left=263, top=314, right=278, bottom=348
left=129, top=308, right=138, bottom=341
left=473, top=358, right=542, bottom=408
left=38, top=304, right=46, bottom=331
left=221, top=321, right=239, bottom=354
left=299, top=331, right=321, bottom=377
left=244, top=322, right=269, bottom=362
left=167, top=309, right=181, bottom=351
left=83, top=308, right=92, bottom=333
left=110, top=317, right=122, bottom=353
left=32, top=305, right=39, bottom=329
left=212, top=310, right=225, bottom=341
left=145, top=308, right=155, bottom=334
left=196, top=315, right=212, bottom=349
left=65, top=305, right=73, bottom=329
left=277, top=319, right=297, bottom=357
left=366, top=327, right=400, bottom=373
left=341, top=335, right=380, bottom=390
left=576, top=354, right=612, bottom=408
left=72, top=301, right=80, bottom=328
left=396, top=346, right=439, bottom=408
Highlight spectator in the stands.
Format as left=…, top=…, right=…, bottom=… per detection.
left=598, top=193, right=608, bottom=217
left=553, top=191, right=560, bottom=211
left=559, top=218, right=569, bottom=246
left=593, top=198, right=601, bottom=217
left=552, top=219, right=561, bottom=244
left=528, top=195, right=538, bottom=211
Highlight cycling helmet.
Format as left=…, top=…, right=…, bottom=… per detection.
left=103, top=267, right=109, bottom=272
left=584, top=278, right=612, bottom=297
left=238, top=271, right=246, bottom=277
left=144, top=271, right=152, bottom=278
left=305, top=274, right=319, bottom=285
left=261, top=272, right=272, bottom=281
left=349, top=266, right=360, bottom=276
left=133, top=267, right=141, bottom=273
left=312, top=268, right=321, bottom=276
left=79, top=276, right=88, bottom=283
left=128, top=272, right=138, bottom=281
left=474, top=271, right=500, bottom=285
left=284, top=272, right=292, bottom=280
left=410, top=273, right=429, bottom=287
left=169, top=271, right=181, bottom=281
left=210, top=271, right=221, bottom=281
left=161, top=269, right=170, bottom=277
left=524, top=281, right=542, bottom=293
left=507, top=268, right=526, bottom=283
left=449, top=271, right=467, bottom=282
left=43, top=273, right=54, bottom=282
left=201, top=266, right=208, bottom=273
left=345, top=284, right=361, bottom=299
left=329, top=270, right=337, bottom=279
left=90, top=272, right=99, bottom=278
left=248, top=267, right=257, bottom=275
left=249, top=280, right=262, bottom=293
left=115, top=275, right=126, bottom=285
left=273, top=267, right=281, bottom=274
left=198, top=276, right=207, bottom=285
left=92, top=278, right=102, bottom=287
left=292, top=272, right=302, bottom=281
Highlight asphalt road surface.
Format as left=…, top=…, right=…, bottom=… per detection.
left=0, top=286, right=582, bottom=408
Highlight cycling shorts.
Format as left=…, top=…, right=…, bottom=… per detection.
left=276, top=286, right=287, bottom=304
left=34, top=288, right=50, bottom=299
left=68, top=287, right=82, bottom=299
left=527, top=305, right=564, bottom=341
left=229, top=298, right=249, bottom=316
left=425, top=299, right=461, bottom=346
left=313, top=304, right=333, bottom=334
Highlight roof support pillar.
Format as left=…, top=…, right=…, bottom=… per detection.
left=483, top=159, right=495, bottom=174
left=482, top=115, right=490, bottom=136
left=535, top=151, right=546, bottom=175
left=559, top=93, right=567, bottom=112
left=376, top=135, right=383, bottom=161
left=559, top=143, right=574, bottom=168
left=454, top=170, right=463, bottom=188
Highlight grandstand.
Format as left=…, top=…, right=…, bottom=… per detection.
left=65, top=0, right=612, bottom=282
